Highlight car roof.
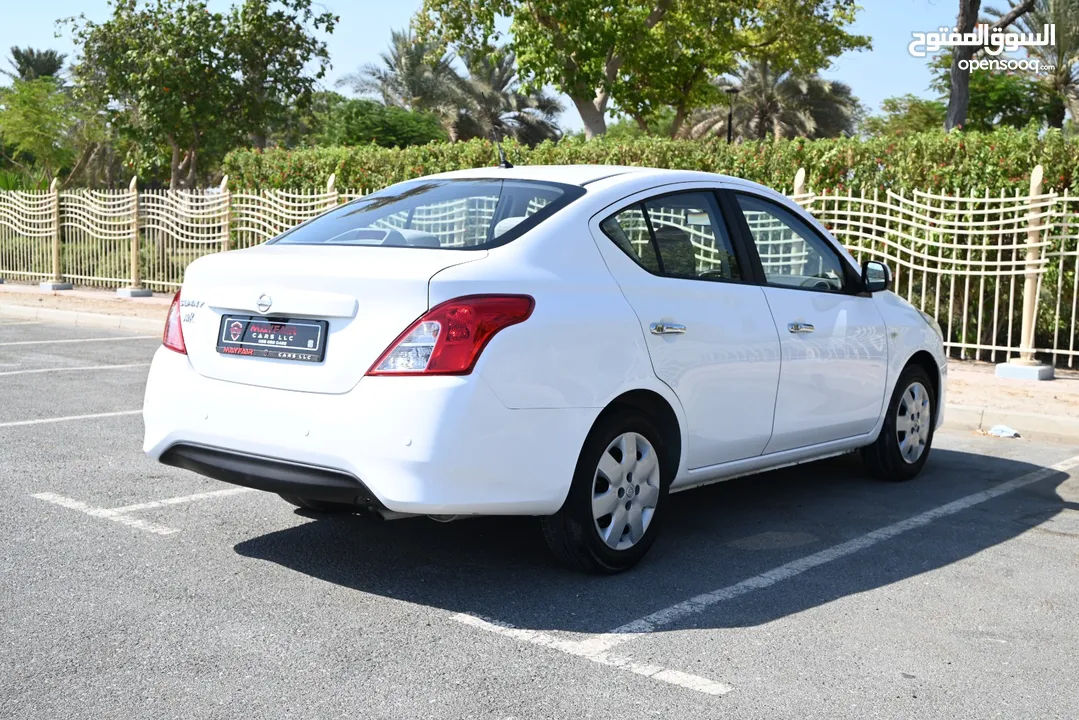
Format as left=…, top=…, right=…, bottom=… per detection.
left=428, top=164, right=736, bottom=185
left=426, top=164, right=776, bottom=195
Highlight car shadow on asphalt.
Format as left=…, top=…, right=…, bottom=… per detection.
left=233, top=447, right=1072, bottom=635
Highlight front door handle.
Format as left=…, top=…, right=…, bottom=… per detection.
left=787, top=322, right=815, bottom=334
left=650, top=322, right=687, bottom=335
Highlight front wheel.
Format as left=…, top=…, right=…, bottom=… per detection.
left=861, top=365, right=937, bottom=481
left=542, top=412, right=670, bottom=573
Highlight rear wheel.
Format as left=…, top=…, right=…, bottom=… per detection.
left=278, top=494, right=357, bottom=513
left=861, top=365, right=937, bottom=481
left=542, top=412, right=669, bottom=573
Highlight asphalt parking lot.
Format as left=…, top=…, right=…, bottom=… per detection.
left=3, top=317, right=1079, bottom=719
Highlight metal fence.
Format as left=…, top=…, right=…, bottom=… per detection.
left=0, top=168, right=1075, bottom=366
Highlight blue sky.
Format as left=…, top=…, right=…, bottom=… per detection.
left=2, top=0, right=960, bottom=131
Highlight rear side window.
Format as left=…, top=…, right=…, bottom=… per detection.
left=272, top=179, right=583, bottom=250
left=642, top=192, right=740, bottom=281
left=600, top=207, right=661, bottom=274
left=599, top=191, right=741, bottom=282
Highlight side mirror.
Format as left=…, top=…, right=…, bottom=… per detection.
left=862, top=260, right=891, bottom=293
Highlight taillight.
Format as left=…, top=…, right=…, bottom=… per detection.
left=367, top=295, right=534, bottom=376
left=163, top=290, right=187, bottom=355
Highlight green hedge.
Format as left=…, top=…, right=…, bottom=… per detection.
left=222, top=127, right=1079, bottom=193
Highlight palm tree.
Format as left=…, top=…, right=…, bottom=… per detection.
left=336, top=29, right=465, bottom=139
left=680, top=59, right=860, bottom=141
left=455, top=50, right=563, bottom=145
left=4, top=47, right=66, bottom=81
left=987, top=0, right=1079, bottom=128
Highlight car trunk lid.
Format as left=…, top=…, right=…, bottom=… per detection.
left=180, top=244, right=486, bottom=394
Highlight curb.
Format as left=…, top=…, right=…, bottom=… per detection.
left=945, top=403, right=1079, bottom=443
left=0, top=303, right=164, bottom=334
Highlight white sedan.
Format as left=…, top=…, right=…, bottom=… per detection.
left=143, top=165, right=946, bottom=572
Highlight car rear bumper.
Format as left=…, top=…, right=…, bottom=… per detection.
left=159, top=443, right=386, bottom=508
left=142, top=347, right=595, bottom=515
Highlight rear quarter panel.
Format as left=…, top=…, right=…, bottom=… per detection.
left=429, top=207, right=671, bottom=413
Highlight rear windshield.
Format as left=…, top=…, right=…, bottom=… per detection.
left=271, top=178, right=584, bottom=250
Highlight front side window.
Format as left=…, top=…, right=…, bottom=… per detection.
left=735, top=194, right=847, bottom=292
left=273, top=179, right=582, bottom=250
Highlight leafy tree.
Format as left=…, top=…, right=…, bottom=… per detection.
left=931, top=52, right=1054, bottom=130
left=601, top=107, right=679, bottom=138
left=223, top=0, right=336, bottom=149
left=64, top=0, right=334, bottom=188
left=4, top=47, right=67, bottom=81
left=417, top=0, right=869, bottom=138
left=0, top=77, right=74, bottom=179
left=315, top=95, right=447, bottom=147
left=943, top=0, right=1034, bottom=130
left=681, top=59, right=861, bottom=140
left=455, top=50, right=563, bottom=144
left=862, top=95, right=948, bottom=135
left=987, top=0, right=1079, bottom=128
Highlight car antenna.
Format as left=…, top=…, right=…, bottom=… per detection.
left=496, top=142, right=514, bottom=169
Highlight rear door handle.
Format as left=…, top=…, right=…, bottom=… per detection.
left=787, top=322, right=815, bottom=334
left=650, top=322, right=687, bottom=335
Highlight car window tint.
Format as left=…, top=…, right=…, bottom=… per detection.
left=735, top=194, right=846, bottom=292
left=642, top=192, right=740, bottom=281
left=600, top=206, right=661, bottom=274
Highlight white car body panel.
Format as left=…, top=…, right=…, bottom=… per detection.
left=143, top=165, right=947, bottom=517
left=760, top=285, right=889, bottom=453
left=585, top=195, right=781, bottom=469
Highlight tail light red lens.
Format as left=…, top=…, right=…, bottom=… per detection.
left=367, top=295, right=534, bottom=376
left=163, top=290, right=187, bottom=355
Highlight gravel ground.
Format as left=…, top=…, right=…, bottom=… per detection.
left=2, top=318, right=1079, bottom=719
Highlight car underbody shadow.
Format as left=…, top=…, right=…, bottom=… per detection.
left=233, top=446, right=1071, bottom=637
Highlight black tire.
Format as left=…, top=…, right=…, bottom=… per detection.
left=542, top=411, right=671, bottom=573
left=278, top=493, right=357, bottom=513
left=861, top=364, right=937, bottom=482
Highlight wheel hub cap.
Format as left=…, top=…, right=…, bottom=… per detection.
left=591, top=432, right=661, bottom=551
left=896, top=381, right=932, bottom=464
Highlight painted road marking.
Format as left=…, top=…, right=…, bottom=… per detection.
left=452, top=613, right=733, bottom=697
left=0, top=410, right=141, bottom=428
left=454, top=454, right=1079, bottom=699
left=0, top=363, right=150, bottom=377
left=562, top=453, right=1079, bottom=659
left=109, top=488, right=253, bottom=513
left=32, top=488, right=255, bottom=536
left=0, top=335, right=156, bottom=346
left=32, top=493, right=178, bottom=535
left=0, top=321, right=43, bottom=326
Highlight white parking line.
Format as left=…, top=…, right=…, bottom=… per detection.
left=452, top=613, right=732, bottom=696
left=32, top=493, right=179, bottom=535
left=110, top=487, right=252, bottom=513
left=562, top=452, right=1079, bottom=659
left=0, top=321, right=43, bottom=326
left=0, top=335, right=156, bottom=346
left=0, top=410, right=141, bottom=428
left=32, top=487, right=255, bottom=535
left=0, top=363, right=150, bottom=377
